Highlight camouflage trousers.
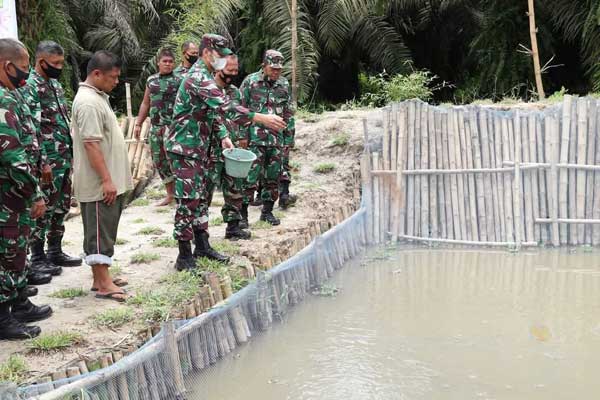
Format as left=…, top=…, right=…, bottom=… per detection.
left=150, top=125, right=174, bottom=184
left=280, top=145, right=292, bottom=184
left=244, top=145, right=282, bottom=204
left=169, top=154, right=208, bottom=242
left=205, top=158, right=244, bottom=223
left=0, top=217, right=30, bottom=303
left=31, top=162, right=72, bottom=243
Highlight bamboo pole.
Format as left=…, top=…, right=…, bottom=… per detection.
left=567, top=96, right=578, bottom=244
left=585, top=98, right=596, bottom=244
left=372, top=152, right=381, bottom=244
left=399, top=234, right=537, bottom=247
left=521, top=114, right=535, bottom=243
left=527, top=0, right=545, bottom=99
left=428, top=106, right=438, bottom=238
left=463, top=109, right=479, bottom=240
left=406, top=102, right=416, bottom=237
left=513, top=112, right=522, bottom=250
left=414, top=101, right=422, bottom=237
left=420, top=102, right=430, bottom=237
left=501, top=117, right=514, bottom=242
left=448, top=109, right=464, bottom=239
left=493, top=114, right=507, bottom=241
left=112, top=351, right=131, bottom=400
left=536, top=115, right=549, bottom=244
left=536, top=218, right=600, bottom=224
left=164, top=321, right=186, bottom=397
left=470, top=108, right=486, bottom=242
left=453, top=108, right=468, bottom=240
left=395, top=104, right=408, bottom=239
left=593, top=99, right=600, bottom=245
left=359, top=152, right=373, bottom=243
left=559, top=95, right=571, bottom=242
left=528, top=114, right=541, bottom=243
left=441, top=111, right=455, bottom=239
left=434, top=111, right=447, bottom=239
left=546, top=114, right=560, bottom=246
left=576, top=98, right=588, bottom=243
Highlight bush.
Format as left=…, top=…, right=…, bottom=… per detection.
left=358, top=70, right=440, bottom=107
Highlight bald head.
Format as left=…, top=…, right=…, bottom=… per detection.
left=0, top=38, right=27, bottom=63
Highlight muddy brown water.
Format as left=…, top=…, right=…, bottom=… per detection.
left=188, top=247, right=600, bottom=400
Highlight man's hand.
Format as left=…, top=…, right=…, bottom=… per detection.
left=41, top=164, right=53, bottom=185
left=133, top=124, right=142, bottom=140
left=221, top=137, right=234, bottom=149
left=102, top=178, right=117, bottom=206
left=253, top=113, right=286, bottom=132
left=238, top=139, right=249, bottom=149
left=30, top=199, right=46, bottom=219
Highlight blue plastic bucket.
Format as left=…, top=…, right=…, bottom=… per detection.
left=223, top=148, right=257, bottom=178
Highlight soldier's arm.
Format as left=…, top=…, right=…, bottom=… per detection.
left=134, top=87, right=151, bottom=139
left=282, top=84, right=296, bottom=147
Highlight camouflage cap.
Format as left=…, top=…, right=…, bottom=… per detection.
left=263, top=49, right=284, bottom=69
left=201, top=34, right=233, bottom=56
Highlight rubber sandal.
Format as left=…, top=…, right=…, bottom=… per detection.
left=95, top=291, right=128, bottom=303
left=91, top=278, right=129, bottom=291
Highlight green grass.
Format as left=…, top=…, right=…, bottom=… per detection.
left=196, top=257, right=228, bottom=273
left=130, top=252, right=161, bottom=264
left=132, top=218, right=147, bottom=223
left=137, top=226, right=165, bottom=235
left=211, top=240, right=239, bottom=255
left=313, top=163, right=336, bottom=174
left=273, top=210, right=285, bottom=220
left=252, top=220, right=272, bottom=230
left=110, top=263, right=123, bottom=276
left=209, top=216, right=224, bottom=226
left=129, top=198, right=150, bottom=207
left=49, top=287, right=86, bottom=299
left=332, top=133, right=350, bottom=146
left=154, top=207, right=172, bottom=214
left=145, top=188, right=167, bottom=200
left=152, top=237, right=178, bottom=248
left=128, top=270, right=203, bottom=322
left=0, top=355, right=28, bottom=384
left=27, top=331, right=84, bottom=353
left=290, top=160, right=301, bottom=172
left=115, top=238, right=129, bottom=245
left=92, top=308, right=134, bottom=329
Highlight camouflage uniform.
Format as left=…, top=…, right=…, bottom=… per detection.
left=240, top=69, right=294, bottom=203
left=0, top=86, right=39, bottom=303
left=173, top=65, right=190, bottom=76
left=26, top=70, right=73, bottom=243
left=166, top=59, right=254, bottom=241
left=205, top=84, right=246, bottom=223
left=146, top=71, right=182, bottom=183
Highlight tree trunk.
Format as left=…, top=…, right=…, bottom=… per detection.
left=528, top=0, right=545, bottom=99
left=290, top=0, right=298, bottom=106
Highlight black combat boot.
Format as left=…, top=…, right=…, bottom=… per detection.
left=26, top=269, right=52, bottom=285
left=260, top=201, right=280, bottom=225
left=278, top=181, right=297, bottom=209
left=11, top=290, right=52, bottom=323
left=225, top=220, right=251, bottom=240
left=175, top=241, right=196, bottom=271
left=47, top=235, right=82, bottom=267
left=239, top=203, right=249, bottom=229
left=24, top=286, right=38, bottom=298
left=193, top=230, right=230, bottom=263
left=29, top=239, right=62, bottom=276
left=0, top=302, right=41, bottom=340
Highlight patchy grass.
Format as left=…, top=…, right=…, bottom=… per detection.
left=115, top=238, right=129, bottom=245
left=273, top=210, right=285, bottom=220
left=196, top=257, right=228, bottom=273
left=211, top=240, right=239, bottom=255
left=128, top=270, right=203, bottom=322
left=27, top=331, right=84, bottom=353
left=252, top=220, right=272, bottom=230
left=92, top=308, right=134, bottom=329
left=154, top=208, right=172, bottom=214
left=290, top=160, right=301, bottom=172
left=0, top=355, right=28, bottom=384
left=129, top=198, right=150, bottom=207
left=137, top=226, right=165, bottom=235
left=130, top=252, right=161, bottom=264
left=110, top=263, right=123, bottom=276
left=152, top=237, right=177, bottom=248
left=332, top=133, right=350, bottom=146
left=49, top=288, right=86, bottom=299
left=145, top=188, right=167, bottom=200
left=313, top=163, right=336, bottom=174
left=132, top=218, right=147, bottom=224
left=210, top=216, right=224, bottom=226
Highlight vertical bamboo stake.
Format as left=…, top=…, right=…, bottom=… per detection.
left=164, top=321, right=186, bottom=398
left=546, top=114, right=560, bottom=246
left=576, top=97, right=588, bottom=243
left=378, top=154, right=386, bottom=241
left=414, top=101, right=422, bottom=236
left=585, top=98, right=596, bottom=244
left=463, top=109, right=479, bottom=240
left=513, top=112, right=522, bottom=250
left=126, top=82, right=133, bottom=119
left=441, top=111, right=455, bottom=239
left=521, top=115, right=534, bottom=243
left=428, top=106, right=438, bottom=238
left=449, top=108, right=466, bottom=239
left=527, top=114, right=540, bottom=243
left=527, top=0, right=545, bottom=99
left=492, top=114, right=506, bottom=241
left=406, top=102, right=416, bottom=237
left=568, top=97, right=578, bottom=244
left=558, top=95, right=572, bottom=244
left=478, top=108, right=495, bottom=241
left=360, top=152, right=373, bottom=243
left=420, top=102, right=430, bottom=237
left=501, top=117, right=514, bottom=242
left=434, top=111, right=447, bottom=238
left=372, top=152, right=381, bottom=244
left=536, top=115, right=549, bottom=244
left=396, top=104, right=408, bottom=239
left=593, top=100, right=600, bottom=245
left=383, top=107, right=391, bottom=238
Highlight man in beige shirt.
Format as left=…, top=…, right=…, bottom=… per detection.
left=72, top=50, right=133, bottom=302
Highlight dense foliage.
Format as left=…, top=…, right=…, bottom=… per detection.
left=15, top=0, right=600, bottom=109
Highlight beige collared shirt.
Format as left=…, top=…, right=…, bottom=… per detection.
left=71, top=83, right=133, bottom=203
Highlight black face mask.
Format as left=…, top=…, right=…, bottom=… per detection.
left=220, top=71, right=236, bottom=85
left=185, top=54, right=198, bottom=65
left=41, top=60, right=63, bottom=79
left=6, top=63, right=29, bottom=88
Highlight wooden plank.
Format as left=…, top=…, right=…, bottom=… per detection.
left=585, top=98, right=597, bottom=244
left=501, top=116, right=514, bottom=242
left=447, top=109, right=462, bottom=239
left=420, top=102, right=430, bottom=237
left=428, top=106, right=438, bottom=238
left=546, top=114, right=560, bottom=246
left=464, top=108, right=479, bottom=240
left=434, top=110, right=447, bottom=239
left=471, top=107, right=487, bottom=242
left=406, top=102, right=416, bottom=237
left=576, top=97, right=588, bottom=243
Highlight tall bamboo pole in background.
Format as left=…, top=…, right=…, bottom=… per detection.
left=291, top=0, right=298, bottom=106
left=527, top=0, right=545, bottom=99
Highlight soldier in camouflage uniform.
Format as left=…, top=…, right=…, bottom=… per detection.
left=207, top=54, right=251, bottom=240
left=240, top=50, right=295, bottom=226
left=166, top=34, right=286, bottom=271
left=0, top=38, right=53, bottom=340
left=174, top=41, right=199, bottom=76
left=27, top=41, right=82, bottom=270
left=134, top=48, right=181, bottom=206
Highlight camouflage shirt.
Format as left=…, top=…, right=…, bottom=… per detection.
left=166, top=60, right=254, bottom=160
left=14, top=83, right=45, bottom=171
left=0, top=85, right=39, bottom=225
left=210, top=84, right=243, bottom=163
left=173, top=65, right=190, bottom=76
left=240, top=71, right=295, bottom=147
left=27, top=70, right=72, bottom=162
left=147, top=72, right=183, bottom=127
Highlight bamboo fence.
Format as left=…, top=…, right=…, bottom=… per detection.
left=365, top=96, right=600, bottom=248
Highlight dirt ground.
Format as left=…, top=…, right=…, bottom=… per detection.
left=0, top=108, right=383, bottom=383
